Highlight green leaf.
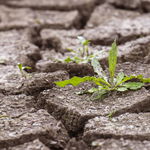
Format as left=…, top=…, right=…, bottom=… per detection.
left=109, top=40, right=117, bottom=85
left=91, top=57, right=108, bottom=82
left=74, top=57, right=82, bottom=63
left=141, top=78, right=150, bottom=83
left=115, top=75, right=135, bottom=87
left=64, top=57, right=72, bottom=63
left=55, top=76, right=96, bottom=87
left=94, top=77, right=110, bottom=87
left=115, top=74, right=150, bottom=88
left=83, top=39, right=90, bottom=46
left=93, top=50, right=105, bottom=57
left=136, top=74, right=150, bottom=83
left=88, top=87, right=97, bottom=93
left=116, top=72, right=124, bottom=85
left=77, top=36, right=86, bottom=45
left=91, top=57, right=103, bottom=77
left=91, top=90, right=107, bottom=100
left=17, top=63, right=23, bottom=70
left=23, top=66, right=32, bottom=70
left=117, top=87, right=128, bottom=91
left=75, top=87, right=99, bottom=95
left=17, top=63, right=31, bottom=70
left=123, top=82, right=145, bottom=90
left=88, top=86, right=104, bottom=93
left=65, top=47, right=77, bottom=54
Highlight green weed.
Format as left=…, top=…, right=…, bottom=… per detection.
left=56, top=36, right=104, bottom=64
left=107, top=106, right=120, bottom=120
left=55, top=40, right=150, bottom=100
left=17, top=63, right=32, bottom=78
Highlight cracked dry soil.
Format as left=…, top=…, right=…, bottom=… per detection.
left=1, top=0, right=150, bottom=149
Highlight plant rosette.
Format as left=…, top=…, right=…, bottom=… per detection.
left=55, top=40, right=150, bottom=100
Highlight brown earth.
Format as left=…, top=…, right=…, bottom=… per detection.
left=1, top=0, right=150, bottom=149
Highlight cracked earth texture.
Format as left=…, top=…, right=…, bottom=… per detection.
left=1, top=0, right=150, bottom=149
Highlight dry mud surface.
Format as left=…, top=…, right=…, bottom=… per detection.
left=1, top=0, right=150, bottom=149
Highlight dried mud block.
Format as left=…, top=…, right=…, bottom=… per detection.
left=0, top=65, right=27, bottom=94
left=0, top=65, right=69, bottom=95
left=0, top=109, right=70, bottom=149
left=116, top=36, right=150, bottom=63
left=22, top=70, right=69, bottom=95
left=0, top=5, right=80, bottom=31
left=142, top=0, right=150, bottom=12
left=41, top=12, right=150, bottom=47
left=36, top=61, right=94, bottom=77
left=106, top=0, right=141, bottom=9
left=4, top=0, right=96, bottom=27
left=98, top=35, right=150, bottom=66
left=85, top=4, right=141, bottom=29
left=38, top=83, right=150, bottom=132
left=40, top=27, right=116, bottom=48
left=40, top=29, right=85, bottom=52
left=84, top=14, right=150, bottom=45
left=0, top=94, right=35, bottom=118
left=4, top=0, right=95, bottom=11
left=83, top=112, right=150, bottom=144
left=64, top=138, right=88, bottom=150
left=2, top=139, right=51, bottom=150
left=0, top=29, right=41, bottom=70
left=90, top=138, right=150, bottom=150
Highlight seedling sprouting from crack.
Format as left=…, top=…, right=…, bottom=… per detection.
left=57, top=36, right=104, bottom=64
left=55, top=40, right=150, bottom=100
left=107, top=106, right=120, bottom=120
left=17, top=63, right=32, bottom=78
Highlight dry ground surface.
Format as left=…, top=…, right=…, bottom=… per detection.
left=1, top=0, right=150, bottom=149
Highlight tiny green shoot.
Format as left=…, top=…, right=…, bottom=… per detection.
left=107, top=106, right=120, bottom=120
left=17, top=63, right=32, bottom=78
left=55, top=40, right=150, bottom=100
left=57, top=36, right=104, bottom=64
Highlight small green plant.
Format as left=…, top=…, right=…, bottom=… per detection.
left=17, top=63, right=32, bottom=78
left=107, top=106, right=120, bottom=120
left=57, top=36, right=104, bottom=64
left=55, top=40, right=150, bottom=100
